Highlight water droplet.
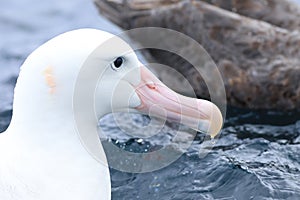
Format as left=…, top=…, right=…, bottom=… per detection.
left=137, top=138, right=144, bottom=144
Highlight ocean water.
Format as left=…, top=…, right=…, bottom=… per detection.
left=1, top=0, right=300, bottom=199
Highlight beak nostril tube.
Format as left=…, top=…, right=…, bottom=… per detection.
left=146, top=81, right=157, bottom=90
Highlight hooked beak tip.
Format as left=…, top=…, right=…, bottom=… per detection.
left=206, top=103, right=223, bottom=138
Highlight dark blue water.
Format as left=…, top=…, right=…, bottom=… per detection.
left=1, top=0, right=300, bottom=199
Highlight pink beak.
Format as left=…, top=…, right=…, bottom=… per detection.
left=133, top=66, right=223, bottom=138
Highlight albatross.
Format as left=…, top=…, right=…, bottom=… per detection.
left=0, top=29, right=223, bottom=200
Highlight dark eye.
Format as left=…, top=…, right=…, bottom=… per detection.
left=112, top=57, right=124, bottom=69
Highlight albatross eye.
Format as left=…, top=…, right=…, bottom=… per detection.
left=112, top=57, right=124, bottom=70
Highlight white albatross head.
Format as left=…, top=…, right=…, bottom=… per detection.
left=10, top=28, right=223, bottom=143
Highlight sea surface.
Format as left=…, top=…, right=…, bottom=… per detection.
left=1, top=0, right=300, bottom=199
